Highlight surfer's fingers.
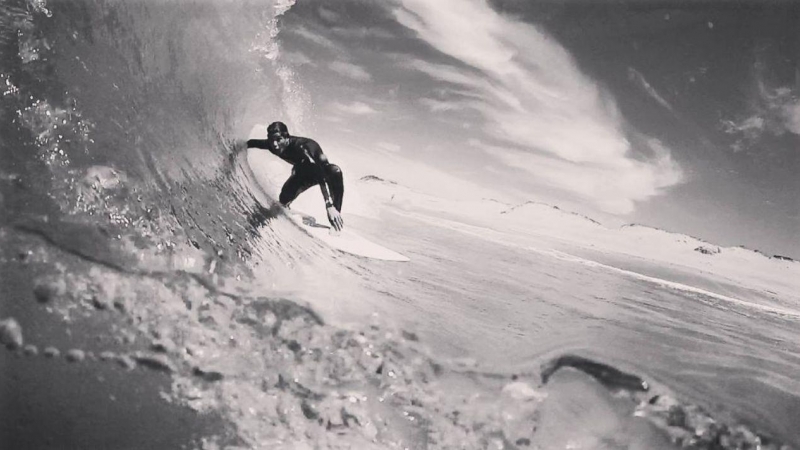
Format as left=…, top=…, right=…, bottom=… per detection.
left=329, top=215, right=342, bottom=231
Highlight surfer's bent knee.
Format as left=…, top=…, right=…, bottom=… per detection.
left=279, top=190, right=295, bottom=206
left=327, top=164, right=342, bottom=178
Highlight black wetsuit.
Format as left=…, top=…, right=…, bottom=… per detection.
left=246, top=136, right=344, bottom=211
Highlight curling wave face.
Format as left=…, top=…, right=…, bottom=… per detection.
left=0, top=0, right=316, bottom=266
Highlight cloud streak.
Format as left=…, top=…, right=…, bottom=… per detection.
left=785, top=100, right=800, bottom=134
left=317, top=6, right=340, bottom=23
left=628, top=67, right=675, bottom=112
left=419, top=97, right=460, bottom=112
left=282, top=50, right=314, bottom=67
left=332, top=101, right=378, bottom=115
left=394, top=0, right=683, bottom=214
left=290, top=25, right=338, bottom=50
left=329, top=61, right=372, bottom=81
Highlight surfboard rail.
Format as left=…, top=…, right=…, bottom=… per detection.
left=284, top=210, right=410, bottom=262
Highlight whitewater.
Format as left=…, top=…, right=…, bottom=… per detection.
left=1, top=1, right=799, bottom=449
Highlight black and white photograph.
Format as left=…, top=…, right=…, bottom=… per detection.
left=1, top=0, right=799, bottom=448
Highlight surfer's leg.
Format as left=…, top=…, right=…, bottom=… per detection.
left=325, top=164, right=344, bottom=212
left=279, top=172, right=315, bottom=207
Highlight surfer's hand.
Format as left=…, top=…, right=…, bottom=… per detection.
left=327, top=206, right=343, bottom=231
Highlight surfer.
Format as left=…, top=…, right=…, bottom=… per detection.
left=246, top=121, right=344, bottom=231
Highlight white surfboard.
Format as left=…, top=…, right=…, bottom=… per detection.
left=246, top=125, right=410, bottom=262
left=285, top=208, right=410, bottom=262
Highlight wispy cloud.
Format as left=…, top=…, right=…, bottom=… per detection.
left=290, top=25, right=338, bottom=50
left=323, top=115, right=345, bottom=123
left=474, top=138, right=682, bottom=213
left=393, top=0, right=683, bottom=214
left=329, top=61, right=372, bottom=81
left=757, top=84, right=800, bottom=136
left=377, top=142, right=401, bottom=153
left=318, top=6, right=340, bottom=23
left=281, top=50, right=315, bottom=67
left=332, top=101, right=378, bottom=115
left=722, top=80, right=800, bottom=151
left=721, top=116, right=765, bottom=148
left=419, top=97, right=460, bottom=112
left=330, top=26, right=396, bottom=40
left=721, top=48, right=800, bottom=149
left=785, top=100, right=800, bottom=134
left=628, top=67, right=674, bottom=112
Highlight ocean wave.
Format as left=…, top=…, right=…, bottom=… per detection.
left=1, top=1, right=797, bottom=448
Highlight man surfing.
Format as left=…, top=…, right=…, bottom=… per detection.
left=246, top=121, right=344, bottom=231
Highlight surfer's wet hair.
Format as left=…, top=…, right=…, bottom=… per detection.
left=267, top=121, right=289, bottom=137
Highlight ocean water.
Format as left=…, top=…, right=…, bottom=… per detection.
left=1, top=1, right=799, bottom=449
left=354, top=210, right=800, bottom=440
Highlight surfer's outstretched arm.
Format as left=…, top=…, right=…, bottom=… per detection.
left=305, top=150, right=343, bottom=232
left=246, top=139, right=270, bottom=149
left=308, top=151, right=332, bottom=203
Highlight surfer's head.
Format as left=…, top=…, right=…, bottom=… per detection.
left=266, top=121, right=290, bottom=154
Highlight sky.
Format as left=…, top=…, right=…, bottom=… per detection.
left=268, top=0, right=799, bottom=258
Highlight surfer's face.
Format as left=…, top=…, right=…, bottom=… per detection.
left=269, top=133, right=289, bottom=154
